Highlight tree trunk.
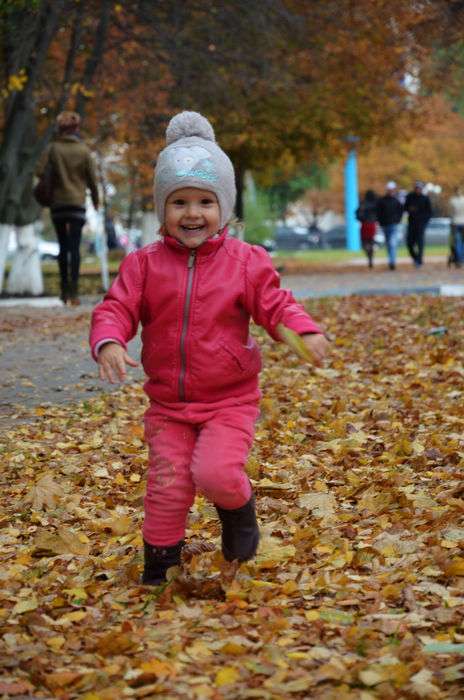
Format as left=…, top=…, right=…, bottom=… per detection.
left=141, top=211, right=160, bottom=247
left=0, top=224, right=12, bottom=293
left=6, top=224, right=43, bottom=295
left=74, top=0, right=112, bottom=119
left=0, top=1, right=66, bottom=225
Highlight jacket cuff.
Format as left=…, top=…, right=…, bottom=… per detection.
left=91, top=335, right=127, bottom=361
left=285, top=318, right=322, bottom=336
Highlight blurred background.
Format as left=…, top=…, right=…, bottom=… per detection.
left=1, top=0, right=464, bottom=294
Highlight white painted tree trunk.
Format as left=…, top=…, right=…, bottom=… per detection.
left=141, top=211, right=160, bottom=247
left=95, top=211, right=109, bottom=292
left=0, top=223, right=13, bottom=293
left=6, top=224, right=43, bottom=295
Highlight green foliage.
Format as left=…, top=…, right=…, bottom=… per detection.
left=267, top=164, right=329, bottom=218
left=0, top=0, right=39, bottom=17
left=243, top=184, right=275, bottom=245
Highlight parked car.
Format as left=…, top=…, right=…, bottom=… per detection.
left=321, top=225, right=346, bottom=249
left=425, top=217, right=451, bottom=245
left=259, top=238, right=277, bottom=253
left=274, top=225, right=321, bottom=251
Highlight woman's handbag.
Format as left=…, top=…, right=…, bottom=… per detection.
left=33, top=146, right=55, bottom=207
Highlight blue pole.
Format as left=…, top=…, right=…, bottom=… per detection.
left=344, top=148, right=360, bottom=251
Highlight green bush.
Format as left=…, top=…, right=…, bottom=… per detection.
left=243, top=187, right=275, bottom=245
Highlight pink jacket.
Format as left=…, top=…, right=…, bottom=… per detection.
left=90, top=230, right=322, bottom=405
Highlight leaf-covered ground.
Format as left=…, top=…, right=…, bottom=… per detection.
left=1, top=295, right=463, bottom=699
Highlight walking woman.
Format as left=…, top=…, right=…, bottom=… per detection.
left=42, top=111, right=99, bottom=305
left=356, top=190, right=378, bottom=268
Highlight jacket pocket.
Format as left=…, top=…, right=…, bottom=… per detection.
left=218, top=338, right=262, bottom=377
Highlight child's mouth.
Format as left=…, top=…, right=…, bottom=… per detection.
left=181, top=225, right=204, bottom=234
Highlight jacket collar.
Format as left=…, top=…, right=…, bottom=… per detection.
left=162, top=227, right=228, bottom=257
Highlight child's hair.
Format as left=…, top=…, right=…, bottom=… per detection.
left=153, top=111, right=236, bottom=230
left=56, top=111, right=81, bottom=134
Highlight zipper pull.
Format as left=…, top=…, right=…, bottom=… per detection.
left=188, top=251, right=196, bottom=268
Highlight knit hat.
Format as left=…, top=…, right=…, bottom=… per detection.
left=154, top=111, right=236, bottom=230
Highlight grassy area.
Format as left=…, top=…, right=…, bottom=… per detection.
left=273, top=244, right=449, bottom=263
left=5, top=244, right=450, bottom=297
left=38, top=244, right=449, bottom=274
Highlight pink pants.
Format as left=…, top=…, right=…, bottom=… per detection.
left=142, top=401, right=259, bottom=546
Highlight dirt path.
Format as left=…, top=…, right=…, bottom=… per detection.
left=1, top=261, right=462, bottom=430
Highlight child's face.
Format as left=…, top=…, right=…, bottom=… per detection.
left=164, top=187, right=221, bottom=249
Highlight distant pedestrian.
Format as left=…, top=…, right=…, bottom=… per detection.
left=37, top=111, right=99, bottom=305
left=356, top=189, right=378, bottom=268
left=404, top=181, right=432, bottom=267
left=376, top=181, right=403, bottom=270
left=448, top=188, right=464, bottom=268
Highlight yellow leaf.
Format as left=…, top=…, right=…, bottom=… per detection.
left=445, top=558, right=464, bottom=576
left=55, top=610, right=87, bottom=624
left=139, top=659, right=175, bottom=677
left=277, top=323, right=315, bottom=362
left=12, top=596, right=38, bottom=615
left=305, top=610, right=320, bottom=621
left=255, top=536, right=296, bottom=565
left=46, top=636, right=66, bottom=651
left=221, top=641, right=247, bottom=655
left=245, top=455, right=261, bottom=480
left=63, top=587, right=88, bottom=602
left=215, top=666, right=240, bottom=687
left=281, top=580, right=298, bottom=595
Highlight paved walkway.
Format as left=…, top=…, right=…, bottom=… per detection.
left=1, top=258, right=463, bottom=429
left=282, top=258, right=464, bottom=297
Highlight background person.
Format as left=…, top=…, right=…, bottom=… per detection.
left=38, top=111, right=99, bottom=304
left=404, top=180, right=432, bottom=267
left=448, top=187, right=464, bottom=268
left=356, top=189, right=378, bottom=268
left=376, top=181, right=403, bottom=270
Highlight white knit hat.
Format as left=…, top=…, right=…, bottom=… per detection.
left=154, top=111, right=236, bottom=229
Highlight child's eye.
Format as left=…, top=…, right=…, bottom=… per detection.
left=201, top=198, right=215, bottom=205
left=172, top=199, right=185, bottom=205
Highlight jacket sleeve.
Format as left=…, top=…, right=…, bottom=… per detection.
left=86, top=150, right=99, bottom=209
left=89, top=252, right=143, bottom=359
left=244, top=245, right=322, bottom=341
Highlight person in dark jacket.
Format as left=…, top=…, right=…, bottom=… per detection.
left=404, top=181, right=432, bottom=267
left=376, top=181, right=403, bottom=270
left=38, top=111, right=99, bottom=304
left=356, top=190, right=378, bottom=268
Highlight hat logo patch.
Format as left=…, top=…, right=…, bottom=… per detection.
left=170, top=146, right=218, bottom=182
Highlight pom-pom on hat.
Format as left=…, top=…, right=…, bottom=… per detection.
left=154, top=111, right=236, bottom=230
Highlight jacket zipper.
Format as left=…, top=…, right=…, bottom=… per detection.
left=178, top=250, right=196, bottom=400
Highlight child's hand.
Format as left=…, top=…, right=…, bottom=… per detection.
left=301, top=333, right=330, bottom=367
left=98, top=342, right=139, bottom=383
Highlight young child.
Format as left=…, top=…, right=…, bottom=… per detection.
left=90, top=111, right=329, bottom=585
